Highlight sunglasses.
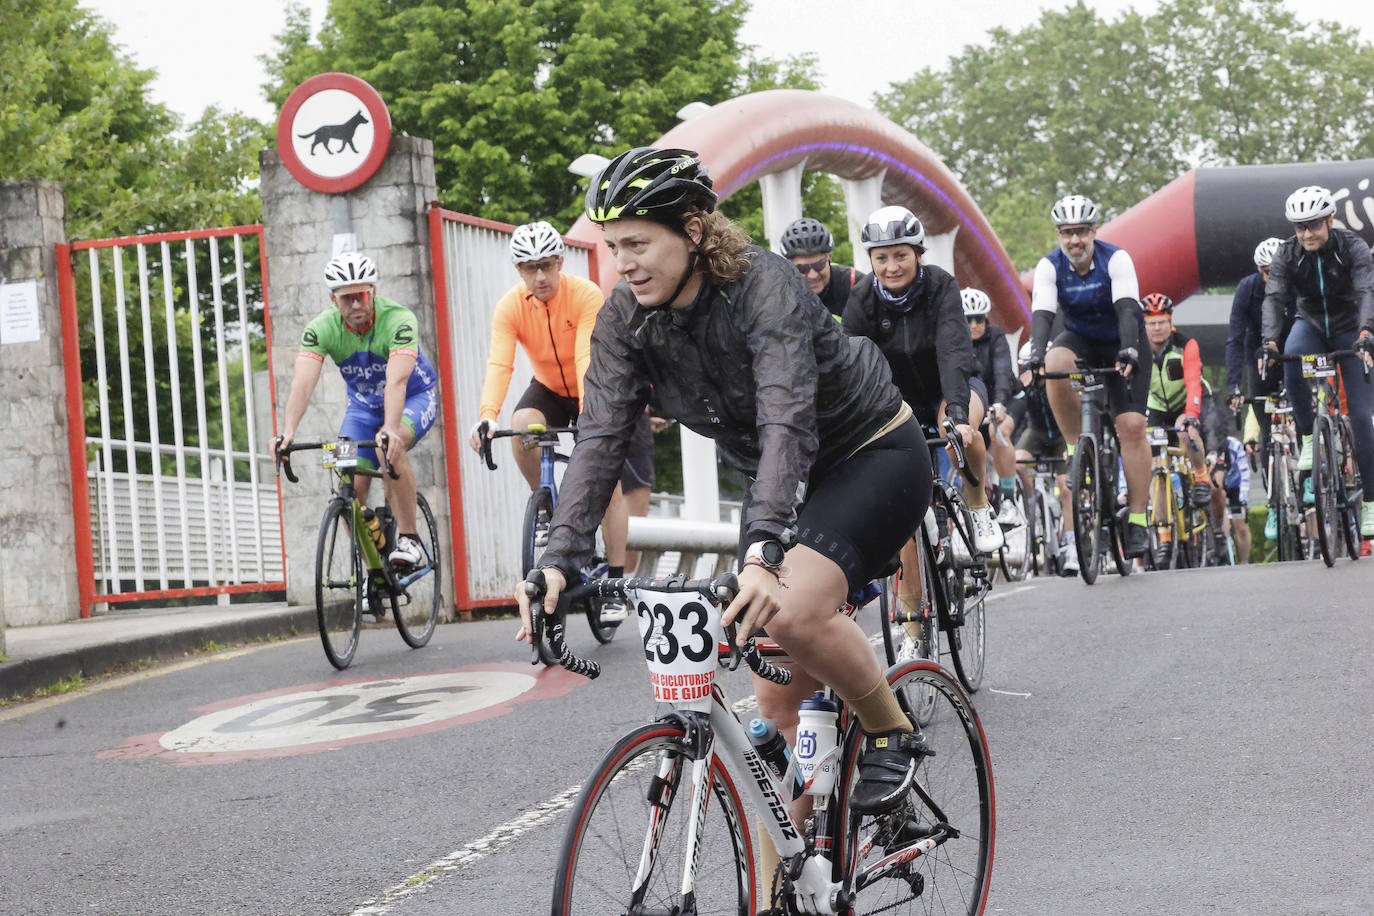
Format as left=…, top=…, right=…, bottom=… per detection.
left=517, top=258, right=561, bottom=275
left=1057, top=225, right=1094, bottom=239
left=794, top=257, right=829, bottom=276
left=1292, top=217, right=1327, bottom=233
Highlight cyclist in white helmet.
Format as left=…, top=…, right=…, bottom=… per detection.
left=962, top=287, right=1023, bottom=523
left=276, top=252, right=440, bottom=568
left=1024, top=193, right=1152, bottom=561
left=1225, top=237, right=1294, bottom=474
left=1261, top=185, right=1374, bottom=538
left=469, top=220, right=649, bottom=620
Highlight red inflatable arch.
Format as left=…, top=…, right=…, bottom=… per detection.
left=565, top=89, right=1030, bottom=331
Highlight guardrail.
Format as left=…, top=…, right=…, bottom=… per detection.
left=627, top=516, right=738, bottom=579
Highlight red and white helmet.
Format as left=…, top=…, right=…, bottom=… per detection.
left=510, top=221, right=565, bottom=264
left=1141, top=293, right=1174, bottom=316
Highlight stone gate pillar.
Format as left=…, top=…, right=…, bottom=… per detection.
left=259, top=137, right=451, bottom=612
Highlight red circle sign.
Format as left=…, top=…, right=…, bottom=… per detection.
left=276, top=72, right=393, bottom=193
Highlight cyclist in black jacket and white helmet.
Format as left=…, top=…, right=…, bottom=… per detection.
left=514, top=147, right=938, bottom=834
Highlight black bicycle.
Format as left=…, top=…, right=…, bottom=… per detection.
left=1246, top=394, right=1307, bottom=562
left=1273, top=350, right=1368, bottom=566
left=276, top=436, right=441, bottom=669
left=1040, top=363, right=1132, bottom=584
left=479, top=424, right=619, bottom=665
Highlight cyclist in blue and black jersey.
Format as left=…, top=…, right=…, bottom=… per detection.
left=779, top=217, right=866, bottom=319
left=276, top=252, right=439, bottom=567
left=1261, top=185, right=1374, bottom=537
left=1023, top=194, right=1152, bottom=559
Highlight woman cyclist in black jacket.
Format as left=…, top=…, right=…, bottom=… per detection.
left=513, top=147, right=935, bottom=835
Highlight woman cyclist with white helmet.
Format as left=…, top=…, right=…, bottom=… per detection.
left=842, top=205, right=1005, bottom=554
left=963, top=286, right=1024, bottom=522
left=514, top=148, right=939, bottom=863
left=276, top=252, right=440, bottom=567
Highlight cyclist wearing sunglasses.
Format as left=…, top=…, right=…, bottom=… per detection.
left=516, top=148, right=938, bottom=852
left=1024, top=193, right=1152, bottom=560
left=1260, top=185, right=1374, bottom=536
left=779, top=217, right=866, bottom=319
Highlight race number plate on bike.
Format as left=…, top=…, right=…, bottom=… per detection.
left=1068, top=371, right=1103, bottom=393
left=1262, top=398, right=1292, bottom=415
left=1034, top=460, right=1059, bottom=475
left=1300, top=355, right=1336, bottom=379
left=321, top=440, right=358, bottom=469
left=632, top=588, right=723, bottom=712
left=1148, top=427, right=1170, bottom=447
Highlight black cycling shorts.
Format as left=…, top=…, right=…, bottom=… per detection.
left=1050, top=329, right=1149, bottom=416
left=740, top=417, right=931, bottom=593
left=1017, top=425, right=1066, bottom=461
left=514, top=378, right=579, bottom=428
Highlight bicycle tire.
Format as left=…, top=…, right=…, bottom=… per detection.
left=936, top=520, right=984, bottom=694
left=1025, top=488, right=1044, bottom=577
left=1337, top=417, right=1363, bottom=561
left=1071, top=437, right=1101, bottom=584
left=1100, top=429, right=1131, bottom=578
left=837, top=660, right=995, bottom=916
left=521, top=487, right=555, bottom=577
left=551, top=723, right=754, bottom=915
left=997, top=477, right=1031, bottom=583
left=1146, top=468, right=1171, bottom=571
left=392, top=492, right=441, bottom=648
left=314, top=500, right=363, bottom=669
left=897, top=538, right=942, bottom=726
left=1312, top=416, right=1338, bottom=567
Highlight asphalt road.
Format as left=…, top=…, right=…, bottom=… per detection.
left=3, top=559, right=1372, bottom=916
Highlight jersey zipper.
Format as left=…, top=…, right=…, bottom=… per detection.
left=541, top=302, right=575, bottom=400
left=1318, top=253, right=1330, bottom=337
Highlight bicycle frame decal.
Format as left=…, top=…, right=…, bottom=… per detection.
left=632, top=588, right=722, bottom=710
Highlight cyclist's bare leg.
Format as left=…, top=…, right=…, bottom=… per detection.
left=1116, top=410, right=1151, bottom=514
left=352, top=425, right=418, bottom=532
left=622, top=485, right=652, bottom=574
left=600, top=483, right=629, bottom=570
left=762, top=546, right=892, bottom=713
left=509, top=406, right=547, bottom=490
left=1044, top=345, right=1083, bottom=441
left=751, top=664, right=823, bottom=890
left=991, top=411, right=1018, bottom=482
left=1014, top=448, right=1035, bottom=500
left=940, top=394, right=990, bottom=509
left=897, top=538, right=925, bottom=640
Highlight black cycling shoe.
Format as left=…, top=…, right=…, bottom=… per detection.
left=849, top=729, right=935, bottom=815
left=1189, top=479, right=1213, bottom=506
left=1123, top=522, right=1150, bottom=559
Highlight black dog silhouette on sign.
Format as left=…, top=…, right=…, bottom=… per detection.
left=298, top=110, right=370, bottom=155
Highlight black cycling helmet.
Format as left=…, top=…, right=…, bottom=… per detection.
left=780, top=217, right=834, bottom=257
left=585, top=147, right=717, bottom=225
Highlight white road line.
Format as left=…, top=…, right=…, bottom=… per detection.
left=988, top=688, right=1032, bottom=698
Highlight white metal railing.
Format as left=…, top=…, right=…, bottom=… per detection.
left=70, top=227, right=281, bottom=601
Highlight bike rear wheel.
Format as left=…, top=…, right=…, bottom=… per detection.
left=552, top=724, right=754, bottom=915
left=315, top=500, right=363, bottom=669
left=1312, top=416, right=1338, bottom=567
left=1337, top=417, right=1363, bottom=561
left=839, top=660, right=995, bottom=916
left=1071, top=437, right=1101, bottom=584
left=392, top=492, right=441, bottom=647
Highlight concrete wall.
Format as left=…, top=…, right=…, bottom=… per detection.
left=0, top=180, right=81, bottom=633
left=259, top=137, right=452, bottom=612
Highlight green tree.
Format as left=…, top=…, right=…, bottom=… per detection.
left=263, top=0, right=782, bottom=230
left=875, top=0, right=1374, bottom=270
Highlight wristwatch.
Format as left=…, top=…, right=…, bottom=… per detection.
left=744, top=539, right=787, bottom=569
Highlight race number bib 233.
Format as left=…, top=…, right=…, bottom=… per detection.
left=632, top=588, right=723, bottom=711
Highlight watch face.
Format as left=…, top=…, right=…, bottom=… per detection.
left=761, top=540, right=786, bottom=567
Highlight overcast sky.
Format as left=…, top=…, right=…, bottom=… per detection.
left=82, top=0, right=1374, bottom=125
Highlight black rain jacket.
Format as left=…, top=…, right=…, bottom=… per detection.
left=1262, top=227, right=1374, bottom=343
left=841, top=265, right=974, bottom=425
left=971, top=323, right=1017, bottom=408
left=536, top=247, right=903, bottom=578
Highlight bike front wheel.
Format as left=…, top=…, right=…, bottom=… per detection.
left=1312, top=416, right=1339, bottom=567
left=839, top=660, right=995, bottom=915
left=1071, top=437, right=1101, bottom=584
left=315, top=500, right=363, bottom=669
left=522, top=487, right=559, bottom=666
left=392, top=492, right=441, bottom=648
left=552, top=724, right=755, bottom=915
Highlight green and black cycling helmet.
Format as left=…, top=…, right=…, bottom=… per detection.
left=585, top=147, right=717, bottom=226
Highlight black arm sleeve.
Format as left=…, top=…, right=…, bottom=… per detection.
left=1114, top=298, right=1140, bottom=352
left=1029, top=309, right=1054, bottom=360
left=989, top=326, right=1014, bottom=406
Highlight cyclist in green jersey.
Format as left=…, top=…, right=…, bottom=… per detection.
left=275, top=252, right=440, bottom=566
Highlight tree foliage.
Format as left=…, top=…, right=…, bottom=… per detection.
left=875, top=0, right=1374, bottom=269
left=0, top=0, right=269, bottom=238
left=263, top=0, right=811, bottom=231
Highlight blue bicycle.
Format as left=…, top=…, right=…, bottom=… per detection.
left=481, top=424, right=619, bottom=666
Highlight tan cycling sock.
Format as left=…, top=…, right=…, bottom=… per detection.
left=841, top=675, right=914, bottom=735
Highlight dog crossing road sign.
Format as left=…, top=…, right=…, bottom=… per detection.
left=276, top=72, right=393, bottom=193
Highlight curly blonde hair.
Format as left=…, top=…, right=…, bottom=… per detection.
left=681, top=207, right=753, bottom=286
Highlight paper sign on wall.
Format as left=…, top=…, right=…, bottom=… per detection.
left=0, top=280, right=41, bottom=344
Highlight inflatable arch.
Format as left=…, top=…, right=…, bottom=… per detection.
left=565, top=90, right=1030, bottom=332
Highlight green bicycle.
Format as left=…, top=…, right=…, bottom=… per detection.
left=277, top=435, right=441, bottom=669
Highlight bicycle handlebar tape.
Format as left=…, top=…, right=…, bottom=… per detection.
left=739, top=641, right=791, bottom=686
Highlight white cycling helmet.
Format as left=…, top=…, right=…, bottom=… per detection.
left=961, top=288, right=992, bottom=318
left=1050, top=194, right=1100, bottom=227
left=324, top=252, right=378, bottom=290
left=1284, top=186, right=1335, bottom=222
left=1253, top=236, right=1283, bottom=267
left=860, top=205, right=925, bottom=250
left=510, top=220, right=565, bottom=263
